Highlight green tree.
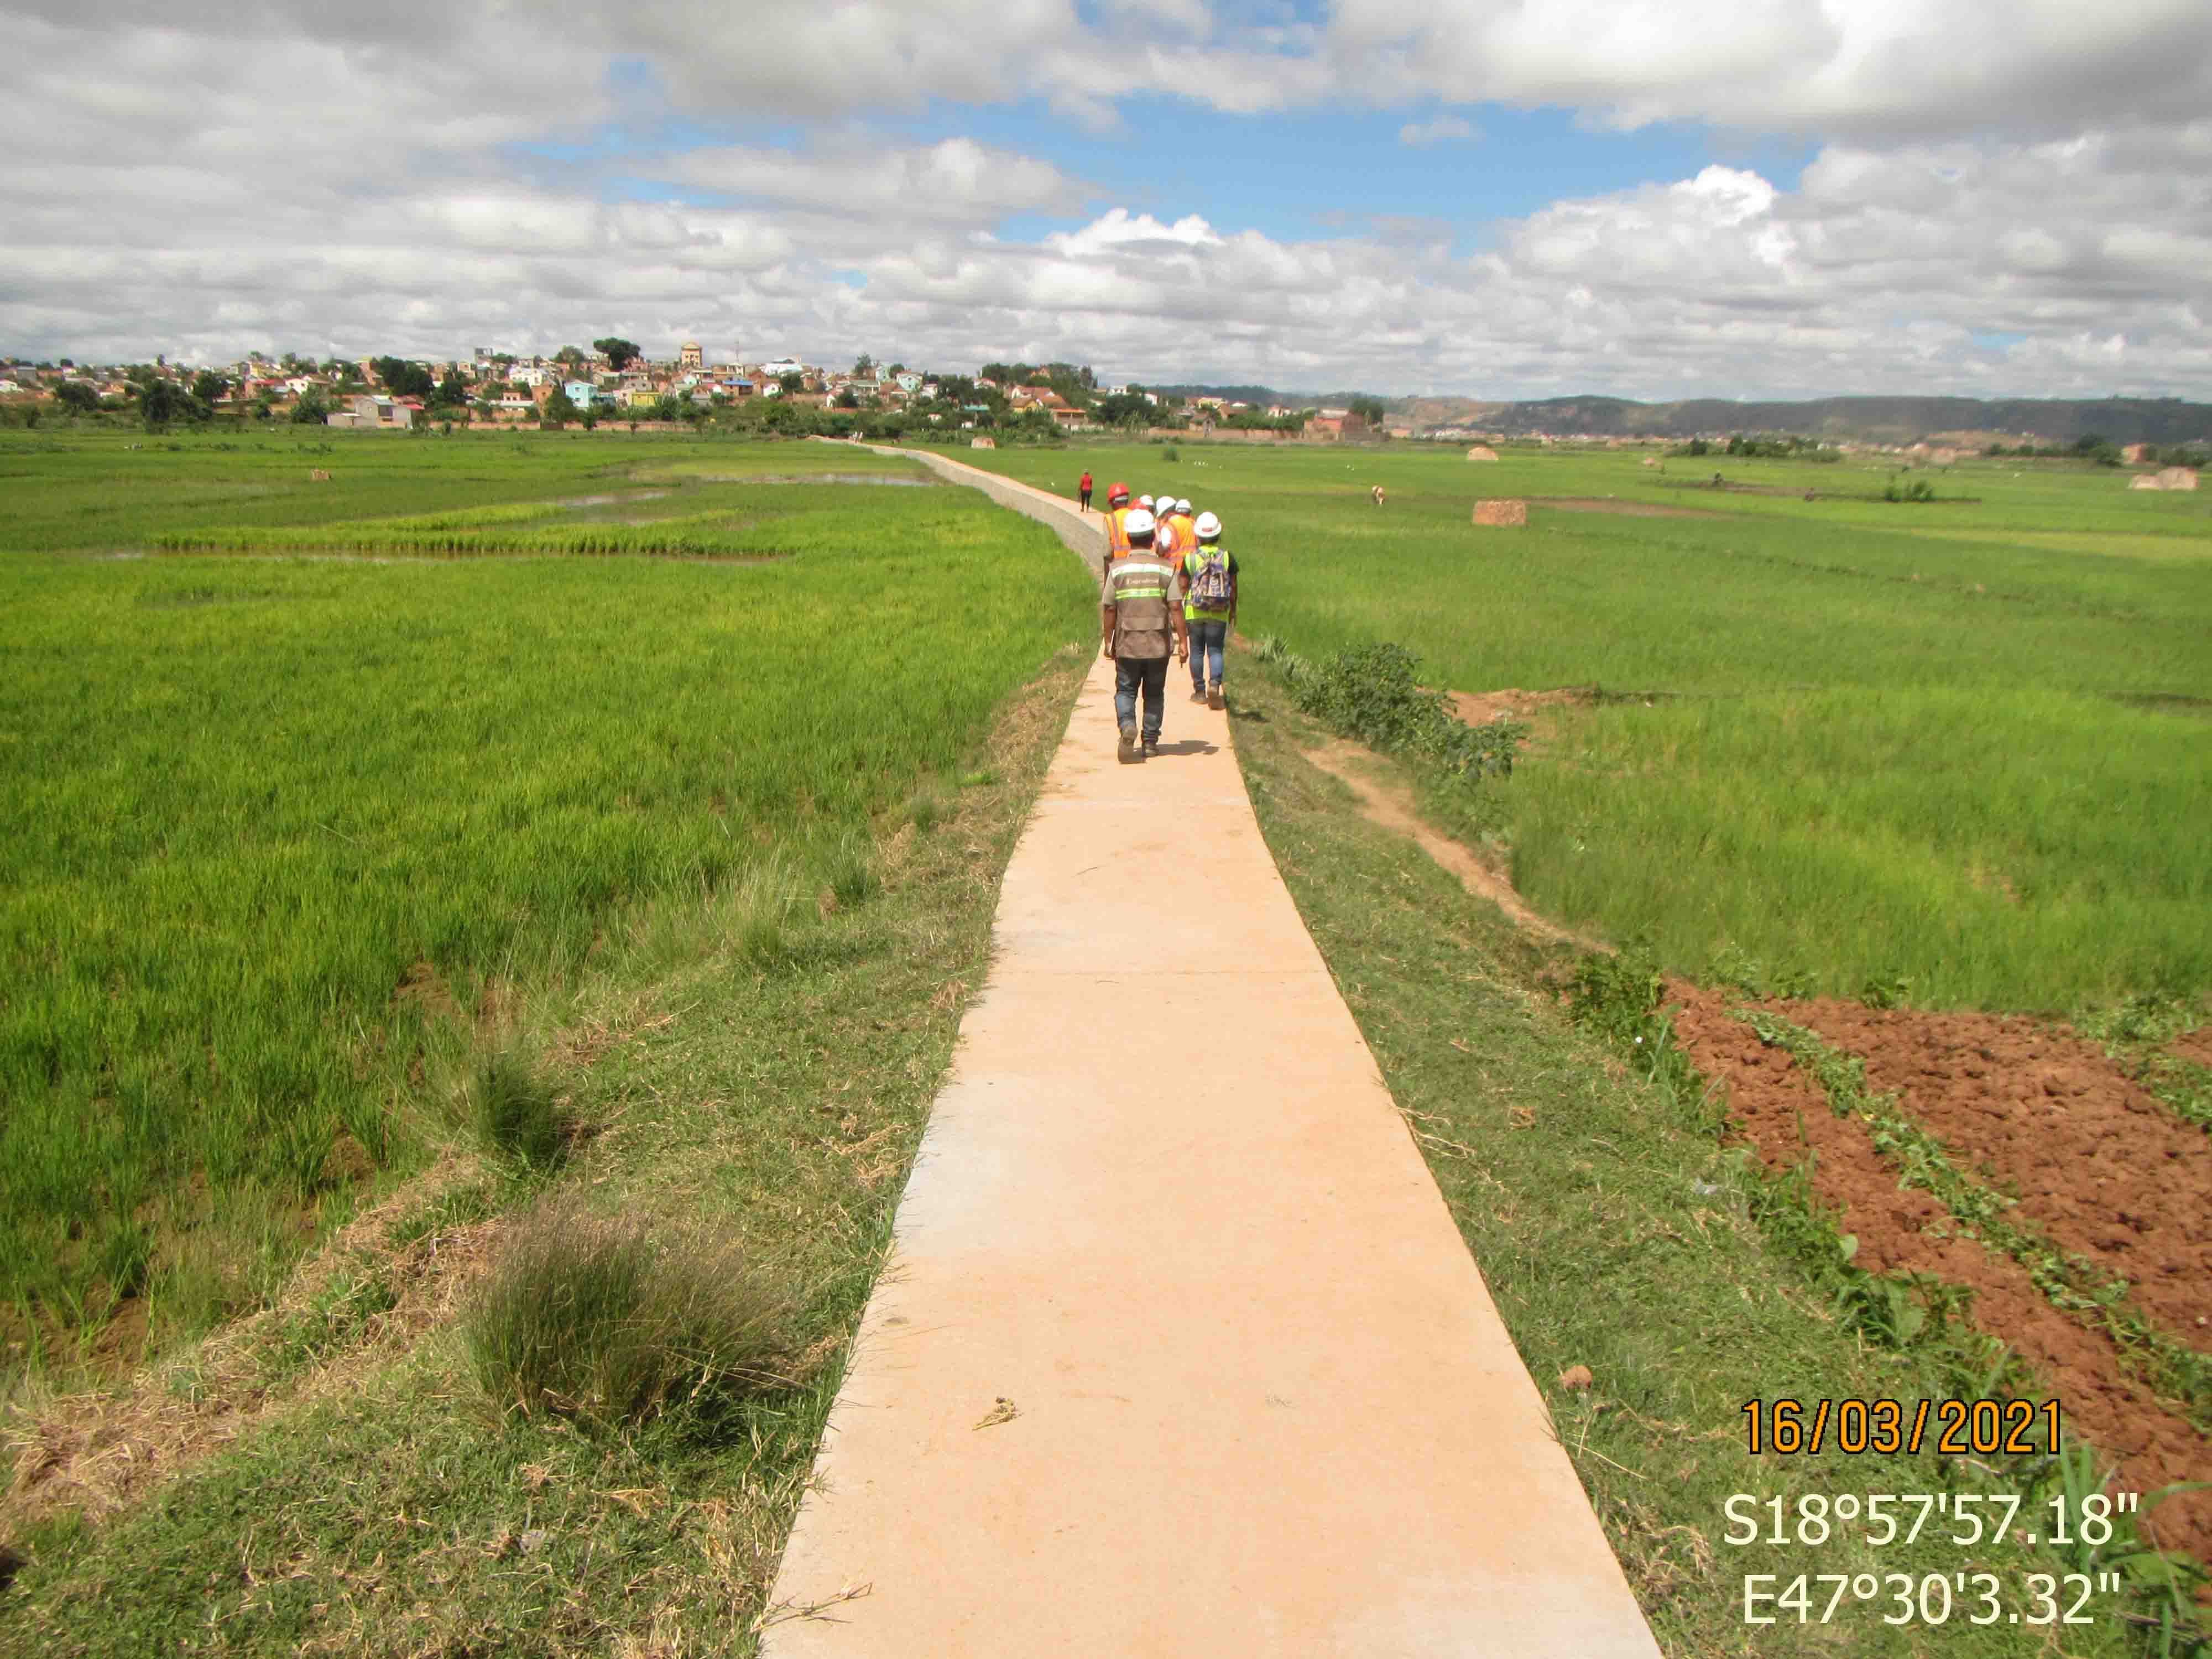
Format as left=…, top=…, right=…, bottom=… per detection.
left=370, top=357, right=434, bottom=399
left=541, top=386, right=579, bottom=427
left=1347, top=395, right=1387, bottom=428
left=54, top=380, right=100, bottom=414
left=593, top=337, right=641, bottom=371
left=778, top=372, right=804, bottom=394
left=139, top=379, right=200, bottom=430
left=191, top=370, right=229, bottom=406
left=291, top=390, right=330, bottom=425
left=553, top=345, right=587, bottom=368
left=852, top=352, right=875, bottom=377
left=431, top=368, right=469, bottom=408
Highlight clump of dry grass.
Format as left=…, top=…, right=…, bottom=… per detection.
left=463, top=1198, right=798, bottom=1433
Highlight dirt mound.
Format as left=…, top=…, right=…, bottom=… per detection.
left=1528, top=497, right=1729, bottom=519
left=2173, top=1027, right=2212, bottom=1069
left=1666, top=983, right=2212, bottom=1564
left=1786, top=1001, right=2212, bottom=1352
left=1471, top=499, right=1526, bottom=526
left=1451, top=686, right=1593, bottom=752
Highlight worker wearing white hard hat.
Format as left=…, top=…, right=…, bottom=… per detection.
left=1099, top=505, right=1186, bottom=763
left=1158, top=493, right=1196, bottom=566
left=1178, top=508, right=1237, bottom=709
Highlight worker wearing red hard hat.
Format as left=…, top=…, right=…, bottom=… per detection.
left=1100, top=481, right=1136, bottom=581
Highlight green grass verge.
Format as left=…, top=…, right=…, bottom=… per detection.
left=1225, top=657, right=2197, bottom=1656
left=0, top=643, right=1091, bottom=1656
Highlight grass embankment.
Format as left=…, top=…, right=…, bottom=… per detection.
left=0, top=644, right=1089, bottom=1653
left=958, top=440, right=2212, bottom=1011
left=0, top=433, right=1095, bottom=1365
left=1225, top=663, right=2185, bottom=1657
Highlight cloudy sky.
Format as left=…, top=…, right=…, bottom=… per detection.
left=4, top=0, right=2210, bottom=399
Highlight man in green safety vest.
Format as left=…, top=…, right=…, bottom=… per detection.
left=1179, top=509, right=1237, bottom=709
left=1100, top=507, right=1187, bottom=763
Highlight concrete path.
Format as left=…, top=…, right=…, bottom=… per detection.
left=764, top=451, right=1661, bottom=1657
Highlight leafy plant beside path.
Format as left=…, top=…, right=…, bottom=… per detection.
left=1253, top=635, right=1524, bottom=784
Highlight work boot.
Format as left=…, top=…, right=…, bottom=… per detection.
left=1188, top=686, right=1207, bottom=704
left=1208, top=680, right=1225, bottom=710
left=1143, top=736, right=1161, bottom=759
left=1118, top=723, right=1143, bottom=764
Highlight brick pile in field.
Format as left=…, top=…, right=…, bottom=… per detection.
left=1464, top=445, right=1499, bottom=461
left=1471, top=499, right=1527, bottom=527
left=2128, top=466, right=2200, bottom=491
left=971, top=437, right=996, bottom=449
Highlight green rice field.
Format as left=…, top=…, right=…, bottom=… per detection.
left=958, top=438, right=2212, bottom=1011
left=0, top=430, right=1095, bottom=1357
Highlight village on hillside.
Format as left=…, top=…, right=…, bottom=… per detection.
left=0, top=342, right=1374, bottom=442
left=1, top=343, right=2206, bottom=481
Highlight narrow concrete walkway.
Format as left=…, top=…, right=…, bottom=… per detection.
left=764, top=450, right=1660, bottom=1657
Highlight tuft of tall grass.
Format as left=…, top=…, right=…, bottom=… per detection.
left=904, top=786, right=947, bottom=833
left=463, top=1198, right=798, bottom=1432
left=818, top=826, right=877, bottom=910
left=723, top=855, right=806, bottom=966
left=474, top=1047, right=565, bottom=1168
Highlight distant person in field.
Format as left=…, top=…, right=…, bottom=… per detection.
left=1179, top=510, right=1237, bottom=710
left=1100, top=507, right=1186, bottom=764
left=1078, top=469, right=1093, bottom=512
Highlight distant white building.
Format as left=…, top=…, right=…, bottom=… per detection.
left=760, top=358, right=806, bottom=378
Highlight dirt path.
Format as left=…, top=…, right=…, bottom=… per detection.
left=1300, top=740, right=1606, bottom=953
left=764, top=447, right=1660, bottom=1656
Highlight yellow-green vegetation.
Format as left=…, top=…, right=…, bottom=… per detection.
left=1, top=643, right=1089, bottom=1651
left=959, top=439, right=2212, bottom=1010
left=0, top=430, right=1095, bottom=1369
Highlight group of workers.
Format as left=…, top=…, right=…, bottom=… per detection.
left=1088, top=477, right=1240, bottom=766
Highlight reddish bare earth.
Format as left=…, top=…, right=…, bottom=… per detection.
left=1666, top=983, right=2212, bottom=1565
left=1786, top=1001, right=2212, bottom=1352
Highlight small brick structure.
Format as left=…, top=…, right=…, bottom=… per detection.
left=1472, top=499, right=1527, bottom=527
left=971, top=437, right=997, bottom=449
left=1464, top=445, right=1499, bottom=461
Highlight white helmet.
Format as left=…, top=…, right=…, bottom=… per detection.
left=1138, top=494, right=1154, bottom=508
left=1157, top=486, right=1177, bottom=507
left=1122, top=507, right=1156, bottom=539
left=1176, top=498, right=1192, bottom=514
left=1194, top=510, right=1222, bottom=540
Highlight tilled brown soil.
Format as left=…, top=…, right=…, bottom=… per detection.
left=2174, top=1029, right=2212, bottom=1070
left=1666, top=983, right=2212, bottom=1564
left=1785, top=1000, right=2212, bottom=1352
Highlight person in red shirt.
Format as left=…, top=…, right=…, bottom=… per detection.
left=1078, top=470, right=1094, bottom=513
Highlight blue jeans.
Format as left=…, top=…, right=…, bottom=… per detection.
left=1114, top=654, right=1169, bottom=742
left=1187, top=619, right=1227, bottom=690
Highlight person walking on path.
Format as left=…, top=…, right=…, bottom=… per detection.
left=1078, top=470, right=1093, bottom=513
left=1180, top=509, right=1237, bottom=709
left=1101, top=507, right=1186, bottom=763
left=1100, top=482, right=1134, bottom=581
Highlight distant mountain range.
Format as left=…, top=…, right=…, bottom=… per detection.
left=1164, top=387, right=2212, bottom=446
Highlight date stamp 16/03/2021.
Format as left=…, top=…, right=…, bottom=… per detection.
left=1729, top=1397, right=2141, bottom=1629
